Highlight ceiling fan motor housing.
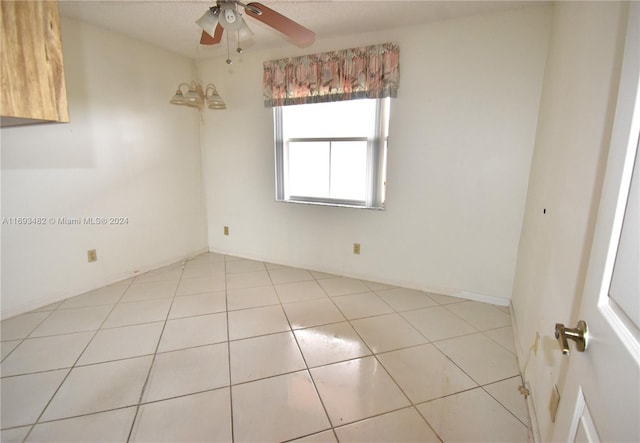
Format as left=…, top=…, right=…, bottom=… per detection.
left=218, top=3, right=242, bottom=30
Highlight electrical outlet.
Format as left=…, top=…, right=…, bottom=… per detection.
left=353, top=243, right=360, bottom=255
left=224, top=226, right=229, bottom=236
left=87, top=249, right=97, bottom=263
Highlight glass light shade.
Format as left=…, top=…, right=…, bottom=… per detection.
left=183, top=88, right=204, bottom=106
left=170, top=89, right=187, bottom=105
left=207, top=95, right=226, bottom=109
left=238, top=18, right=254, bottom=41
left=195, top=8, right=219, bottom=36
left=205, top=84, right=226, bottom=109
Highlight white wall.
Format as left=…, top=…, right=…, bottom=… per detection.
left=199, top=6, right=551, bottom=303
left=510, top=2, right=628, bottom=439
left=0, top=17, right=208, bottom=319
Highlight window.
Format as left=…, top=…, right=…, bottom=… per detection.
left=274, top=97, right=389, bottom=209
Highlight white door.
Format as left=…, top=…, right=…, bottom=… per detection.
left=552, top=4, right=640, bottom=442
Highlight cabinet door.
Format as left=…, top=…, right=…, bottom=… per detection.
left=1, top=0, right=69, bottom=126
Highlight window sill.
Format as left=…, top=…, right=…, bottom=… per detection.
left=276, top=198, right=385, bottom=211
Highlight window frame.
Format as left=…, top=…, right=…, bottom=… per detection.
left=274, top=97, right=389, bottom=210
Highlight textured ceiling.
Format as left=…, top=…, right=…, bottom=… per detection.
left=59, top=0, right=543, bottom=60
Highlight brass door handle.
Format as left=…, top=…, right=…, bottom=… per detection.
left=555, top=321, right=589, bottom=355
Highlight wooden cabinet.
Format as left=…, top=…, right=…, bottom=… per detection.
left=1, top=0, right=69, bottom=127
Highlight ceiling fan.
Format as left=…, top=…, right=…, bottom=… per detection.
left=195, top=1, right=315, bottom=52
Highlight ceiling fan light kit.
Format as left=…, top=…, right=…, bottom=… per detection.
left=195, top=0, right=315, bottom=54
left=170, top=81, right=226, bottom=110
left=238, top=19, right=254, bottom=41
left=181, top=1, right=314, bottom=107
left=195, top=8, right=220, bottom=37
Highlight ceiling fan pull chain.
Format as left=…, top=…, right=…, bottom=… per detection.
left=226, top=32, right=232, bottom=64
left=237, top=30, right=243, bottom=54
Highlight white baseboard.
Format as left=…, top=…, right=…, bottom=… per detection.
left=208, top=247, right=511, bottom=307
left=452, top=290, right=511, bottom=307
left=1, top=247, right=209, bottom=321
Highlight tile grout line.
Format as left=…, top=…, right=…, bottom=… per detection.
left=479, top=375, right=531, bottom=428
left=400, top=353, right=527, bottom=432
left=15, top=404, right=137, bottom=430
left=310, top=273, right=423, bottom=441
left=323, top=279, right=446, bottom=442
left=440, top=301, right=514, bottom=345
left=323, top=280, right=520, bottom=440
left=480, top=327, right=519, bottom=355
left=224, top=335, right=521, bottom=391
left=0, top=304, right=61, bottom=365
left=395, top=299, right=521, bottom=390
left=20, top=277, right=137, bottom=443
left=272, top=269, right=338, bottom=442
left=424, top=317, right=522, bottom=386
left=0, top=309, right=216, bottom=373
left=223, top=255, right=235, bottom=443
left=424, top=328, right=525, bottom=420
left=2, top=288, right=505, bottom=379
left=125, top=259, right=188, bottom=443
left=2, top=253, right=527, bottom=441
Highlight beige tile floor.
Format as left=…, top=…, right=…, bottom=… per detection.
left=0, top=253, right=531, bottom=442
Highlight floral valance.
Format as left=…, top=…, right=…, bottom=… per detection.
left=263, top=42, right=399, bottom=107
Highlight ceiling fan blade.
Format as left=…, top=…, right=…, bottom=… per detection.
left=200, top=23, right=224, bottom=45
left=244, top=2, right=315, bottom=47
